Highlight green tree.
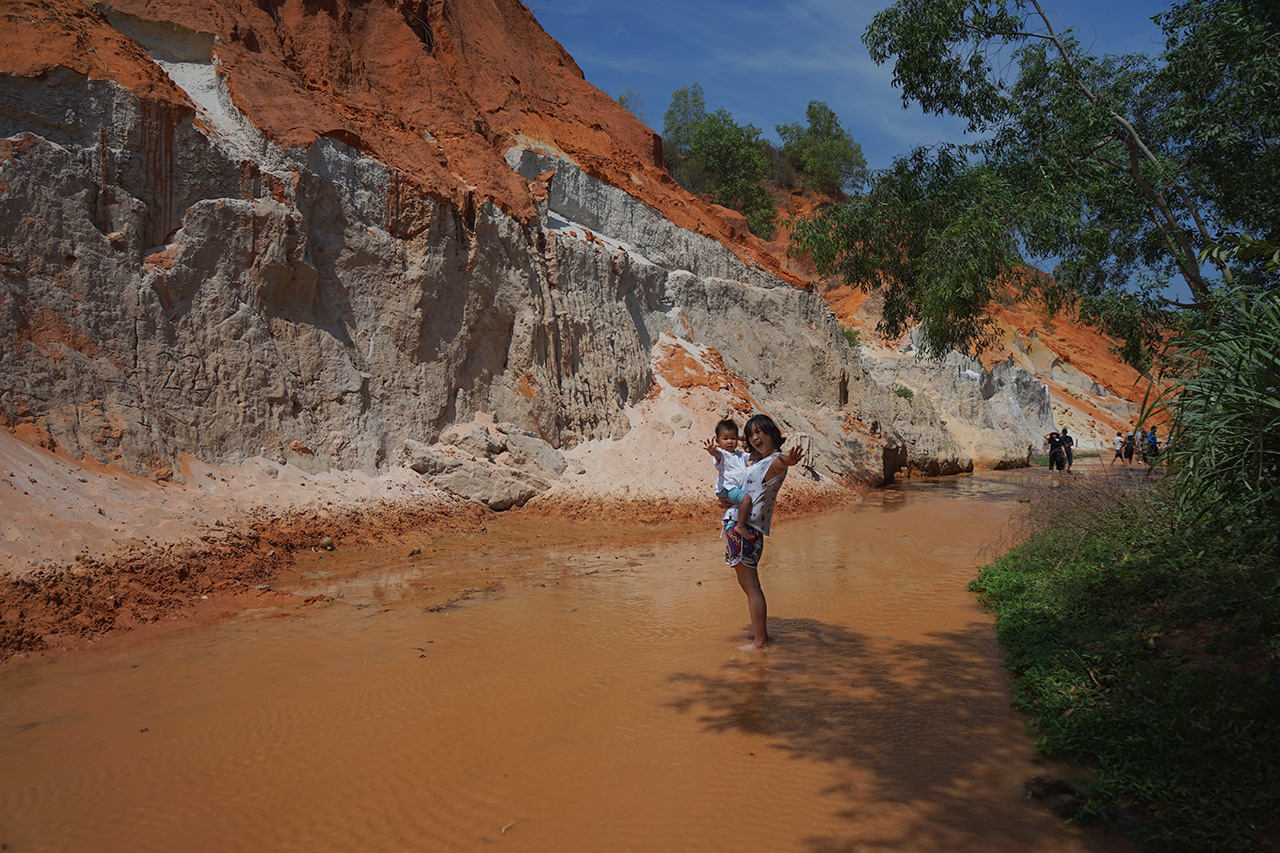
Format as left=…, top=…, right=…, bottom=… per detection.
left=775, top=101, right=868, bottom=197
left=793, top=0, right=1279, bottom=363
left=1155, top=1, right=1280, bottom=245
left=793, top=146, right=1030, bottom=357
left=662, top=84, right=707, bottom=190
left=617, top=86, right=648, bottom=126
left=1202, top=235, right=1280, bottom=275
left=686, top=108, right=777, bottom=238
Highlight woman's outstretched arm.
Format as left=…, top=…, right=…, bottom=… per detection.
left=766, top=446, right=803, bottom=480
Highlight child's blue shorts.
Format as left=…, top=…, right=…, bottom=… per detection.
left=716, top=487, right=748, bottom=505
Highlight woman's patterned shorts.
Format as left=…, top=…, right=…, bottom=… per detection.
left=723, top=519, right=763, bottom=570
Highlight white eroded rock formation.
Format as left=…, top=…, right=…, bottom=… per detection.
left=0, top=54, right=991, bottom=511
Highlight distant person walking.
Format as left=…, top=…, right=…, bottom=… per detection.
left=1111, top=431, right=1125, bottom=467
left=1061, top=427, right=1075, bottom=473
left=1123, top=431, right=1136, bottom=465
left=1138, top=429, right=1149, bottom=464
left=1147, top=427, right=1160, bottom=464
left=1044, top=431, right=1066, bottom=472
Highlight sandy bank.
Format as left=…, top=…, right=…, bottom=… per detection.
left=0, top=428, right=492, bottom=660
left=0, top=427, right=855, bottom=663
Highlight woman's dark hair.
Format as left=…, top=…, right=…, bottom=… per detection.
left=744, top=414, right=785, bottom=450
left=715, top=418, right=740, bottom=437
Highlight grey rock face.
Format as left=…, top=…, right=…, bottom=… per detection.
left=402, top=440, right=465, bottom=476
left=442, top=426, right=508, bottom=460
left=0, top=72, right=639, bottom=477
left=499, top=434, right=567, bottom=479
left=861, top=341, right=1051, bottom=468
left=507, top=145, right=970, bottom=481
left=402, top=427, right=558, bottom=508
left=1, top=65, right=970, bottom=505
left=430, top=463, right=549, bottom=511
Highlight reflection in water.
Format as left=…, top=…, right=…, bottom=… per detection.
left=676, top=652, right=774, bottom=735
left=0, top=471, right=1132, bottom=852
left=875, top=470, right=1039, bottom=513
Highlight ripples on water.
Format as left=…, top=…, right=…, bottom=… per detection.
left=0, top=471, right=1133, bottom=852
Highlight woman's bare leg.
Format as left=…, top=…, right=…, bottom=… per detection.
left=733, top=561, right=769, bottom=650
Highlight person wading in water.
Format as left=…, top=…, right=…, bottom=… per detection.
left=718, top=414, right=803, bottom=651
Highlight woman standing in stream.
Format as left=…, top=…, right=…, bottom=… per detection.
left=719, top=414, right=803, bottom=650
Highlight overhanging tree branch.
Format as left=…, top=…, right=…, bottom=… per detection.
left=847, top=0, right=1279, bottom=364
left=1029, top=0, right=1215, bottom=305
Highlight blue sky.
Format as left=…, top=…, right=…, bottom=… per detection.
left=528, top=0, right=1173, bottom=170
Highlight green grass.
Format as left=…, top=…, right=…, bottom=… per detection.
left=841, top=326, right=861, bottom=356
left=1149, top=286, right=1280, bottom=528
left=970, top=480, right=1280, bottom=850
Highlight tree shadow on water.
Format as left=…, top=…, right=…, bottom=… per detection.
left=667, top=617, right=1131, bottom=853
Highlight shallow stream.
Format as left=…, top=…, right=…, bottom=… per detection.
left=0, top=471, right=1134, bottom=851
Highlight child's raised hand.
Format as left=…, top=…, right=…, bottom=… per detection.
left=783, top=446, right=803, bottom=467
left=702, top=437, right=720, bottom=457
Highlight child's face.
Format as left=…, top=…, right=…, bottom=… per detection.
left=716, top=431, right=739, bottom=452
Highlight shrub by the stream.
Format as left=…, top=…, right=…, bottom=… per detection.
left=972, top=286, right=1280, bottom=850
left=971, top=477, right=1280, bottom=851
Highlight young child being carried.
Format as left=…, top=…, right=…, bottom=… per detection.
left=702, top=418, right=757, bottom=542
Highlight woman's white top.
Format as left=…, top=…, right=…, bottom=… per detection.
left=723, top=451, right=788, bottom=536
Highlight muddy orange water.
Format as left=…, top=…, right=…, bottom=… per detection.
left=0, top=471, right=1135, bottom=851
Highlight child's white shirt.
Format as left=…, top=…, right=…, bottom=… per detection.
left=713, top=448, right=750, bottom=493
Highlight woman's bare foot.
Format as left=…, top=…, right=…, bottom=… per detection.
left=737, top=639, right=769, bottom=651
left=733, top=523, right=757, bottom=541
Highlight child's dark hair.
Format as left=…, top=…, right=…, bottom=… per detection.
left=715, top=418, right=740, bottom=437
left=744, top=414, right=785, bottom=450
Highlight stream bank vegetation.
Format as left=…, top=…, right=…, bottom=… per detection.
left=971, top=286, right=1280, bottom=850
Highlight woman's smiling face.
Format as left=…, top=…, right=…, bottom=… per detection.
left=747, top=426, right=776, bottom=455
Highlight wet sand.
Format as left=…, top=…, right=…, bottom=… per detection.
left=0, top=471, right=1134, bottom=851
